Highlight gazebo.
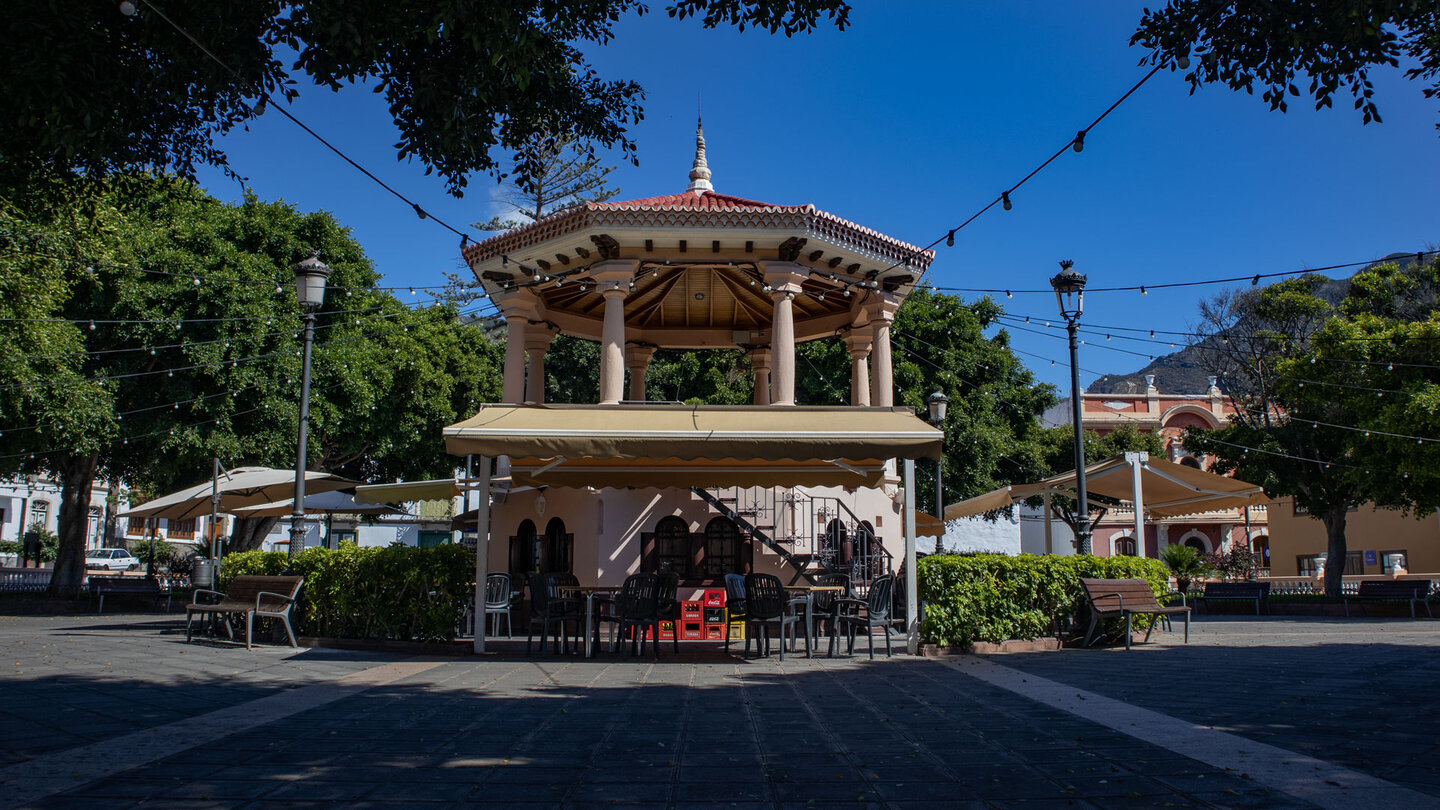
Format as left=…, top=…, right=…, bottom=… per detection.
left=446, top=120, right=944, bottom=652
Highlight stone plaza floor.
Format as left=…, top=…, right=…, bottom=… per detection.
left=0, top=612, right=1437, bottom=809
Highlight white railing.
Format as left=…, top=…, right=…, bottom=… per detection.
left=1259, top=574, right=1439, bottom=596
left=0, top=568, right=51, bottom=592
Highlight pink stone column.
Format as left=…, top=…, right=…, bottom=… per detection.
left=844, top=330, right=873, bottom=407
left=870, top=317, right=893, bottom=407
left=524, top=325, right=558, bottom=404
left=748, top=347, right=772, bottom=406
left=497, top=293, right=537, bottom=404
left=769, top=290, right=796, bottom=406
left=599, top=285, right=627, bottom=404
left=626, top=345, right=656, bottom=402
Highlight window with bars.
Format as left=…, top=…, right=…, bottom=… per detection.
left=704, top=517, right=741, bottom=577
left=653, top=516, right=690, bottom=576
left=169, top=519, right=196, bottom=539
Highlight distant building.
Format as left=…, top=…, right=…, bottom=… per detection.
left=1, top=475, right=123, bottom=551
left=1029, top=374, right=1269, bottom=564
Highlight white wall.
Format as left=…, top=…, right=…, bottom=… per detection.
left=941, top=513, right=1021, bottom=555
left=1019, top=504, right=1078, bottom=556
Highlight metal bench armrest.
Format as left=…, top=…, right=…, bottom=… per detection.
left=191, top=588, right=226, bottom=605
left=255, top=591, right=298, bottom=611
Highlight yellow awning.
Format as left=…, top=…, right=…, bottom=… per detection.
left=443, top=404, right=942, bottom=463
left=915, top=511, right=946, bottom=538
left=505, top=456, right=887, bottom=490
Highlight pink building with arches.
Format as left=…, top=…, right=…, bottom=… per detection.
left=1039, top=375, right=1270, bottom=567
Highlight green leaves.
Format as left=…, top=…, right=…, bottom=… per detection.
left=220, top=544, right=474, bottom=643
left=918, top=553, right=1170, bottom=646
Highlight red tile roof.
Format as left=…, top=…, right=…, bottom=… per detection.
left=592, top=191, right=805, bottom=212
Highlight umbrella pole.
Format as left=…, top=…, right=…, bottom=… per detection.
left=210, top=458, right=221, bottom=564
left=471, top=456, right=491, bottom=654
left=1127, top=452, right=1147, bottom=558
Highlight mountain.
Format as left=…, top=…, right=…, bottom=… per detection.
left=1084, top=252, right=1425, bottom=395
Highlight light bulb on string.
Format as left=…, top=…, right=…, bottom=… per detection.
left=1001, top=192, right=1012, bottom=211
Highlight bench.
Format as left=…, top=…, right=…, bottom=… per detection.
left=90, top=575, right=172, bottom=614
left=1343, top=579, right=1433, bottom=618
left=1195, top=581, right=1270, bottom=616
left=1080, top=578, right=1191, bottom=650
left=186, top=575, right=304, bottom=649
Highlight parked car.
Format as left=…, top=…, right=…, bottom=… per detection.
left=85, top=548, right=141, bottom=571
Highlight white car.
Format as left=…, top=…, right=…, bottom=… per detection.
left=85, top=548, right=141, bottom=571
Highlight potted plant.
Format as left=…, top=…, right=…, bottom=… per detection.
left=1160, top=543, right=1213, bottom=594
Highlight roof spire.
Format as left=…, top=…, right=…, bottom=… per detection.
left=686, top=108, right=713, bottom=194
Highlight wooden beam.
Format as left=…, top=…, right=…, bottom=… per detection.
left=644, top=239, right=653, bottom=253
left=777, top=237, right=807, bottom=262
left=712, top=240, right=720, bottom=253
left=554, top=254, right=571, bottom=266
left=745, top=241, right=754, bottom=253
left=679, top=240, right=687, bottom=253
left=827, top=256, right=843, bottom=268
left=808, top=250, right=824, bottom=262
left=575, top=246, right=591, bottom=259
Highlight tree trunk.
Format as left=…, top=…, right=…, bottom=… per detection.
left=229, top=515, right=280, bottom=552
left=1321, top=505, right=1349, bottom=597
left=46, top=454, right=99, bottom=598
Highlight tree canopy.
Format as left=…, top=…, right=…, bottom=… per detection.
left=1132, top=1, right=1440, bottom=132
left=1183, top=257, right=1440, bottom=594
left=0, top=176, right=502, bottom=593
left=2, top=1, right=850, bottom=193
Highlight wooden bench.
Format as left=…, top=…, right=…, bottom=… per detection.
left=186, top=575, right=303, bottom=649
left=1195, top=581, right=1270, bottom=616
left=1343, top=579, right=1433, bottom=618
left=90, top=575, right=171, bottom=614
left=1080, top=578, right=1191, bottom=650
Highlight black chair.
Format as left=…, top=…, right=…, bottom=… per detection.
left=807, top=573, right=851, bottom=657
left=484, top=573, right=513, bottom=638
left=655, top=569, right=681, bottom=653
left=744, top=573, right=807, bottom=660
left=837, top=574, right=895, bottom=659
left=607, top=573, right=661, bottom=658
left=723, top=573, right=747, bottom=652
left=526, top=572, right=581, bottom=655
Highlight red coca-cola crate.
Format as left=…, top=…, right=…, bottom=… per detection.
left=704, top=623, right=725, bottom=640
left=702, top=589, right=725, bottom=607
left=703, top=606, right=725, bottom=624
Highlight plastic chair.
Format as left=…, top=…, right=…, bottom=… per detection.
left=656, top=569, right=681, bottom=653
left=607, top=573, right=661, bottom=658
left=724, top=573, right=748, bottom=653
left=807, top=573, right=851, bottom=657
left=526, top=572, right=581, bottom=655
left=484, top=573, right=513, bottom=637
left=744, top=573, right=807, bottom=660
left=837, top=574, right=894, bottom=659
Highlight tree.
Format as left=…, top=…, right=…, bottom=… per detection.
left=0, top=176, right=503, bottom=592
left=1183, top=259, right=1440, bottom=595
left=2, top=1, right=850, bottom=193
left=475, top=137, right=620, bottom=232
left=1132, top=2, right=1440, bottom=132
left=892, top=288, right=1060, bottom=513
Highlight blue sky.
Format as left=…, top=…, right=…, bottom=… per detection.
left=195, top=3, right=1439, bottom=392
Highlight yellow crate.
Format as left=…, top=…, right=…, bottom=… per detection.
left=727, top=621, right=746, bottom=641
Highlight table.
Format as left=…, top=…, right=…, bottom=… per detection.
left=784, top=584, right=847, bottom=658
left=560, top=585, right=618, bottom=658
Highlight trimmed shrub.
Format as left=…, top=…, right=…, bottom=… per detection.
left=918, top=553, right=1170, bottom=647
left=218, top=545, right=474, bottom=643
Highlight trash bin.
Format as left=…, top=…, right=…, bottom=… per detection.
left=192, top=558, right=215, bottom=589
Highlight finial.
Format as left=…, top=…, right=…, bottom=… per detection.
left=686, top=110, right=713, bottom=194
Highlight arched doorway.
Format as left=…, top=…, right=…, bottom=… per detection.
left=821, top=518, right=847, bottom=569
left=1251, top=534, right=1270, bottom=568
left=543, top=517, right=573, bottom=574
left=653, top=515, right=690, bottom=576
left=704, top=516, right=742, bottom=577
left=1114, top=535, right=1137, bottom=556
left=509, top=519, right=537, bottom=579
left=852, top=520, right=878, bottom=583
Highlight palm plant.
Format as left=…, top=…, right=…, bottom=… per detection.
left=1159, top=543, right=1214, bottom=593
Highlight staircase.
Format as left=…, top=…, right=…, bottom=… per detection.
left=692, top=487, right=894, bottom=586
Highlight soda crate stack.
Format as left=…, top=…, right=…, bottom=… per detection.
left=703, top=588, right=726, bottom=640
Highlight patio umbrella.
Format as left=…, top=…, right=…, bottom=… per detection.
left=118, top=466, right=358, bottom=521
left=229, top=490, right=409, bottom=518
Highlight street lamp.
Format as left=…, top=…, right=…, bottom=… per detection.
left=289, top=251, right=331, bottom=558
left=1050, top=260, right=1092, bottom=555
left=926, top=389, right=949, bottom=554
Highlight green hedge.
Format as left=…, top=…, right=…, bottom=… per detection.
left=917, top=553, right=1171, bottom=647
left=219, top=544, right=474, bottom=643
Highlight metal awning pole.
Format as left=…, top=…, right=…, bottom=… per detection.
left=1043, top=491, right=1053, bottom=555
left=904, top=458, right=918, bottom=655
left=1127, top=452, right=1147, bottom=557
left=472, top=456, right=491, bottom=654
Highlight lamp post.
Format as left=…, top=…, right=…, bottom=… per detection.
left=1050, top=260, right=1092, bottom=555
left=289, top=251, right=330, bottom=558
left=926, top=389, right=949, bottom=554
